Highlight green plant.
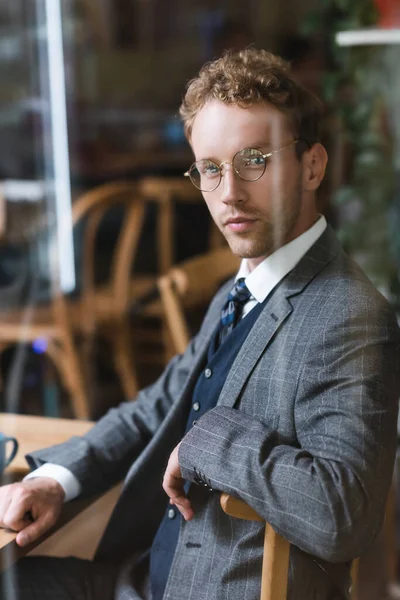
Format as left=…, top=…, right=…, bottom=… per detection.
left=302, top=0, right=400, bottom=311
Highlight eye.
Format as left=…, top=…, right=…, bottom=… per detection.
left=198, top=160, right=220, bottom=178
left=237, top=149, right=265, bottom=169
left=245, top=155, right=265, bottom=167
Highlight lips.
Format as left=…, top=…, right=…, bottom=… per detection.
left=224, top=216, right=255, bottom=226
left=223, top=216, right=257, bottom=232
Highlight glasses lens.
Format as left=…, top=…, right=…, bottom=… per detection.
left=233, top=148, right=266, bottom=182
left=189, top=160, right=220, bottom=191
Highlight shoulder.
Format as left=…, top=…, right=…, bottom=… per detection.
left=321, top=249, right=396, bottom=318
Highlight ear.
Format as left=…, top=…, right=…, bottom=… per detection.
left=301, top=143, right=328, bottom=191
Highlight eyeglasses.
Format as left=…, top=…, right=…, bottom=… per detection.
left=184, top=140, right=299, bottom=192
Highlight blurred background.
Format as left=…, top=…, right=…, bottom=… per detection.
left=0, top=0, right=400, bottom=596
left=0, top=0, right=399, bottom=412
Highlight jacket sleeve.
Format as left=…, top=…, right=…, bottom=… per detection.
left=25, top=281, right=228, bottom=498
left=26, top=334, right=199, bottom=497
left=179, top=297, right=400, bottom=563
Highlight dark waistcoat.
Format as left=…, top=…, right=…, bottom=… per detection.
left=149, top=299, right=265, bottom=600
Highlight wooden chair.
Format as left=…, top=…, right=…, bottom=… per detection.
left=77, top=177, right=219, bottom=384
left=158, top=246, right=240, bottom=355
left=0, top=181, right=148, bottom=418
left=138, top=177, right=223, bottom=275
left=221, top=493, right=359, bottom=600
left=221, top=493, right=290, bottom=600
left=129, top=178, right=224, bottom=368
left=69, top=181, right=154, bottom=402
left=0, top=279, right=88, bottom=420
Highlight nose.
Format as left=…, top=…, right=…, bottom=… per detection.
left=220, top=164, right=245, bottom=205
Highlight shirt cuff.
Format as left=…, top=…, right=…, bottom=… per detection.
left=23, top=463, right=81, bottom=502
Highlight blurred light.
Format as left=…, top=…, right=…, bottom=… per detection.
left=164, top=118, right=185, bottom=146
left=44, top=0, right=75, bottom=293
left=336, top=28, right=400, bottom=46
left=32, top=338, right=48, bottom=354
left=2, top=179, right=49, bottom=202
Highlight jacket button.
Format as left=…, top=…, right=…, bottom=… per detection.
left=204, top=368, right=212, bottom=378
left=192, top=402, right=200, bottom=411
left=167, top=508, right=176, bottom=519
left=192, top=420, right=198, bottom=426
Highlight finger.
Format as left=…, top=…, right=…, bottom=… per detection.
left=3, top=497, right=33, bottom=532
left=163, top=475, right=194, bottom=520
left=16, top=512, right=54, bottom=547
left=163, top=473, right=184, bottom=502
left=0, top=495, right=13, bottom=528
left=172, top=497, right=194, bottom=521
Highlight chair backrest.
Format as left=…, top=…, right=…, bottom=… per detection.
left=220, top=493, right=290, bottom=600
left=158, top=247, right=240, bottom=354
left=138, top=177, right=204, bottom=273
left=73, top=181, right=144, bottom=293
left=221, top=493, right=359, bottom=600
left=52, top=181, right=145, bottom=330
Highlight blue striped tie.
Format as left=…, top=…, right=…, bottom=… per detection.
left=219, top=278, right=251, bottom=345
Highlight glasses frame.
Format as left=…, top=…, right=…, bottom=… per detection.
left=184, top=139, right=299, bottom=192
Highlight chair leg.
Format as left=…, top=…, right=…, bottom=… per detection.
left=46, top=339, right=90, bottom=419
left=161, top=319, right=175, bottom=364
left=80, top=332, right=98, bottom=406
left=111, top=321, right=139, bottom=400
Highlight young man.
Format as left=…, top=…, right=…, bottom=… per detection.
left=0, top=48, right=399, bottom=600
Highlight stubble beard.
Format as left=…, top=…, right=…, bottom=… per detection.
left=222, top=206, right=301, bottom=261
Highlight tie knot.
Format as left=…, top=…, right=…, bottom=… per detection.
left=228, top=278, right=251, bottom=306
left=218, top=278, right=252, bottom=346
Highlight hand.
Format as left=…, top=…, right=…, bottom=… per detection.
left=0, top=477, right=65, bottom=547
left=163, top=443, right=194, bottom=521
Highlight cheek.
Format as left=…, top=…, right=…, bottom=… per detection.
left=203, top=194, right=219, bottom=217
left=249, top=181, right=272, bottom=210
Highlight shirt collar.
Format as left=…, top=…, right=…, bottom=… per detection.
left=236, top=216, right=327, bottom=303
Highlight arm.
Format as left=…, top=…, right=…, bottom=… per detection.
left=178, top=298, right=400, bottom=563
left=0, top=342, right=199, bottom=547
left=26, top=333, right=201, bottom=498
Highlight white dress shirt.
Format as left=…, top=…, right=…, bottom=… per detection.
left=238, top=215, right=327, bottom=317
left=25, top=216, right=327, bottom=501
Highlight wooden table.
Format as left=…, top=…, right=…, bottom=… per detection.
left=0, top=414, right=122, bottom=572
left=0, top=414, right=93, bottom=476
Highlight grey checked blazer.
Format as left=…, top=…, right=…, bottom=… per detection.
left=28, top=226, right=400, bottom=600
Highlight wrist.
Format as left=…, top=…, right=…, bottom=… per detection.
left=25, top=476, right=66, bottom=502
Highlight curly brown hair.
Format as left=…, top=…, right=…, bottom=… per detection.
left=179, top=48, right=323, bottom=155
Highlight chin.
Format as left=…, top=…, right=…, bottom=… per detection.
left=227, top=239, right=271, bottom=261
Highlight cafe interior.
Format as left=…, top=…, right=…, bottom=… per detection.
left=0, top=0, right=399, bottom=598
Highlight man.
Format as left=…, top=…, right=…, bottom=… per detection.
left=0, top=48, right=399, bottom=600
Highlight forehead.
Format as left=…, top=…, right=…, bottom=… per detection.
left=190, top=100, right=291, bottom=159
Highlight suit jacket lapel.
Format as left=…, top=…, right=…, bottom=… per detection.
left=217, top=225, right=342, bottom=408
left=217, top=289, right=292, bottom=408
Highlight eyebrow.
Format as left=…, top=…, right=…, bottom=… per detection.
left=253, top=142, right=280, bottom=154
left=248, top=141, right=272, bottom=150
left=196, top=142, right=273, bottom=162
